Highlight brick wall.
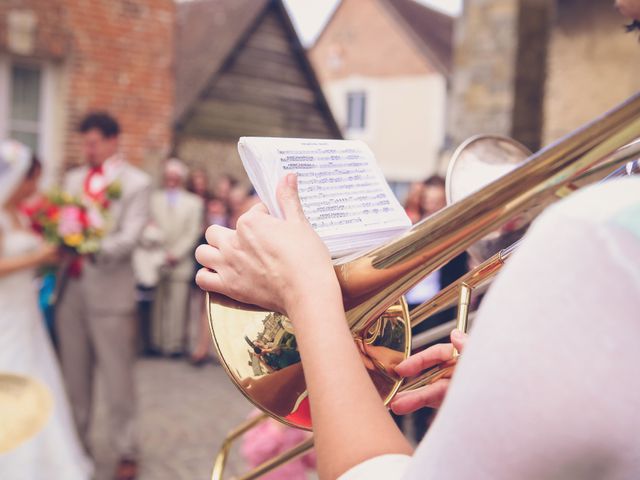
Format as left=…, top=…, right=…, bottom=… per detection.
left=309, top=0, right=432, bottom=82
left=0, top=0, right=175, bottom=173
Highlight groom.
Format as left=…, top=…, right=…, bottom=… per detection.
left=57, top=112, right=150, bottom=480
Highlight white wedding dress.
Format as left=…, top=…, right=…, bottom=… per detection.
left=0, top=211, right=92, bottom=480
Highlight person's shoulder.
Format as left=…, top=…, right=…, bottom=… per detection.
left=523, top=176, right=640, bottom=262
left=121, top=162, right=151, bottom=190
left=183, top=190, right=204, bottom=206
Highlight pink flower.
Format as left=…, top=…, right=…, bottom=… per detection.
left=57, top=205, right=84, bottom=237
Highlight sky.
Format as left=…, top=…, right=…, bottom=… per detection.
left=176, top=0, right=463, bottom=46
left=283, top=0, right=463, bottom=45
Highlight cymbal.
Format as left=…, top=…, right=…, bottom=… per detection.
left=0, top=372, right=53, bottom=453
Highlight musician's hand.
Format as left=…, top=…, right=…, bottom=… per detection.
left=195, top=174, right=339, bottom=315
left=390, top=329, right=468, bottom=414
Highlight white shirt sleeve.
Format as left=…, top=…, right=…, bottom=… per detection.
left=338, top=454, right=412, bottom=480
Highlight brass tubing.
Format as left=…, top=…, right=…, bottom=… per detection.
left=567, top=140, right=640, bottom=186
left=408, top=139, right=640, bottom=331
left=604, top=158, right=640, bottom=179
left=339, top=93, right=640, bottom=334
left=212, top=413, right=270, bottom=480
left=452, top=284, right=472, bottom=358
left=398, top=358, right=458, bottom=393
left=409, top=244, right=515, bottom=330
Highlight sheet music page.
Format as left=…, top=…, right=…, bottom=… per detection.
left=279, top=139, right=409, bottom=236
left=238, top=137, right=411, bottom=256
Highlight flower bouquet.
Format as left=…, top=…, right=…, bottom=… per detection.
left=24, top=190, right=110, bottom=304
left=26, top=190, right=106, bottom=255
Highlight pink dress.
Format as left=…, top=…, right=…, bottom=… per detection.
left=241, top=412, right=315, bottom=480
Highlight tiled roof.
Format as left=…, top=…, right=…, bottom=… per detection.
left=381, top=0, right=454, bottom=75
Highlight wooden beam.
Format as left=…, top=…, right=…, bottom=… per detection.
left=210, top=74, right=318, bottom=103
left=229, top=54, right=309, bottom=86
left=194, top=99, right=332, bottom=129
left=183, top=112, right=333, bottom=139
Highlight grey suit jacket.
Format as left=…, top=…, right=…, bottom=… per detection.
left=64, top=161, right=151, bottom=313
left=150, top=189, right=204, bottom=281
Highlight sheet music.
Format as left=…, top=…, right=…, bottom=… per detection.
left=238, top=137, right=411, bottom=257
left=275, top=140, right=407, bottom=236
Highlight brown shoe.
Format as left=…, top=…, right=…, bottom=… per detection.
left=115, top=459, right=138, bottom=480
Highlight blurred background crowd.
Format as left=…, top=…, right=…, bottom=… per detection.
left=1, top=0, right=639, bottom=479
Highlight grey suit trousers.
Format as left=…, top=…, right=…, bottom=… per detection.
left=56, top=277, right=138, bottom=459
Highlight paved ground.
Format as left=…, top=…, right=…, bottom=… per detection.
left=89, top=357, right=413, bottom=479
left=91, top=358, right=252, bottom=480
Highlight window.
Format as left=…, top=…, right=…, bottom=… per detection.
left=9, top=64, right=41, bottom=152
left=0, top=57, right=62, bottom=187
left=346, top=91, right=366, bottom=130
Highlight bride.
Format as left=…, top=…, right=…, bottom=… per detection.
left=0, top=140, right=92, bottom=479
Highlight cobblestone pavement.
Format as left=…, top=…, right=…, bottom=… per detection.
left=91, top=358, right=253, bottom=480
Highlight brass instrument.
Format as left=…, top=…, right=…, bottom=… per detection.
left=0, top=373, right=52, bottom=453
left=207, top=93, right=640, bottom=479
left=410, top=138, right=640, bottom=334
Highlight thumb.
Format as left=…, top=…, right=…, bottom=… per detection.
left=451, top=329, right=468, bottom=354
left=276, top=173, right=305, bottom=221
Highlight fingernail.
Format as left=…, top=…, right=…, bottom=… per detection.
left=452, top=329, right=462, bottom=339
left=286, top=173, right=297, bottom=188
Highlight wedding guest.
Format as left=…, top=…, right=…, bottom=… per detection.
left=150, top=159, right=203, bottom=357
left=213, top=173, right=237, bottom=204
left=56, top=112, right=150, bottom=480
left=132, top=221, right=165, bottom=355
left=403, top=175, right=467, bottom=442
left=190, top=196, right=228, bottom=366
left=205, top=196, right=230, bottom=227
left=227, top=183, right=249, bottom=228
left=406, top=177, right=468, bottom=323
left=186, top=167, right=212, bottom=363
left=403, top=182, right=424, bottom=224
left=0, top=140, right=92, bottom=479
left=187, top=166, right=211, bottom=202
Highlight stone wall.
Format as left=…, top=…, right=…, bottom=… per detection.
left=447, top=0, right=553, bottom=152
left=175, top=136, right=249, bottom=187
left=543, top=0, right=640, bottom=144
left=449, top=0, right=640, bottom=153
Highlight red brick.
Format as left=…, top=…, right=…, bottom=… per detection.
left=0, top=0, right=175, bottom=170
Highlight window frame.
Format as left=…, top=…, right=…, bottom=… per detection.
left=346, top=90, right=367, bottom=131
left=8, top=62, right=43, bottom=150
left=0, top=55, right=63, bottom=187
